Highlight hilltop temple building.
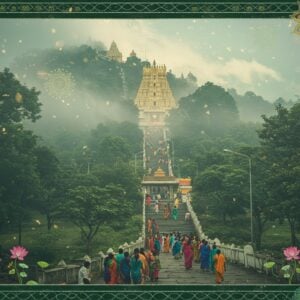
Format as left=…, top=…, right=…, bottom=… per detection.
left=135, top=60, right=176, bottom=128
left=106, top=41, right=123, bottom=63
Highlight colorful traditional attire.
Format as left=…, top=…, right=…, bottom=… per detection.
left=172, top=240, right=181, bottom=259
left=149, top=237, right=155, bottom=253
left=182, top=242, right=193, bottom=269
left=120, top=256, right=131, bottom=284
left=152, top=256, right=161, bottom=281
left=139, top=253, right=149, bottom=284
left=147, top=219, right=152, bottom=234
left=192, top=239, right=200, bottom=262
left=169, top=234, right=175, bottom=249
left=172, top=207, right=178, bottom=220
left=163, top=206, right=169, bottom=219
left=214, top=253, right=225, bottom=284
left=200, top=244, right=210, bottom=270
left=104, top=257, right=118, bottom=284
left=163, top=236, right=170, bottom=253
left=130, top=256, right=143, bottom=284
left=154, top=239, right=161, bottom=255
left=115, top=253, right=124, bottom=283
left=210, top=247, right=218, bottom=272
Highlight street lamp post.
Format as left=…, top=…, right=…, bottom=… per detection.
left=134, top=151, right=144, bottom=174
left=224, top=149, right=253, bottom=246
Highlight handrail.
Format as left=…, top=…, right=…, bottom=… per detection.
left=186, top=199, right=298, bottom=282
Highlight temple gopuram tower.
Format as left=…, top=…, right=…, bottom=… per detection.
left=106, top=41, right=123, bottom=63
left=135, top=60, right=176, bottom=128
left=135, top=61, right=178, bottom=200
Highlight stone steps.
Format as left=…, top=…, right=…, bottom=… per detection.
left=145, top=202, right=195, bottom=236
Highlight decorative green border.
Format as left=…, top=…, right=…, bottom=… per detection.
left=0, top=284, right=299, bottom=300
left=0, top=1, right=298, bottom=18
left=0, top=0, right=299, bottom=298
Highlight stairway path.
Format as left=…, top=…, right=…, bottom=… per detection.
left=145, top=202, right=195, bottom=235
left=154, top=252, right=276, bottom=284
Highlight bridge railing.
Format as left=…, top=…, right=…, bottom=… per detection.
left=36, top=237, right=145, bottom=284
left=186, top=199, right=299, bottom=282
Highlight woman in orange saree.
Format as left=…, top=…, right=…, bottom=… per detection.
left=163, top=234, right=170, bottom=253
left=214, top=249, right=226, bottom=284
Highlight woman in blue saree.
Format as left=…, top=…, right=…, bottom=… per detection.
left=200, top=240, right=210, bottom=271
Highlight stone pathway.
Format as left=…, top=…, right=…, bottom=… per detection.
left=152, top=252, right=276, bottom=284
left=96, top=252, right=276, bottom=284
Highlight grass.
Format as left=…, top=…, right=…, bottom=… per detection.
left=0, top=212, right=142, bottom=266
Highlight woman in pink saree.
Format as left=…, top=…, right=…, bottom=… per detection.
left=182, top=237, right=193, bottom=270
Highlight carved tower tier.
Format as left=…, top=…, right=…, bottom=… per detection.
left=135, top=60, right=176, bottom=128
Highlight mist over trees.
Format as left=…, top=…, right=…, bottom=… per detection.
left=10, top=44, right=197, bottom=142
left=0, top=69, right=143, bottom=258
left=1, top=39, right=299, bottom=256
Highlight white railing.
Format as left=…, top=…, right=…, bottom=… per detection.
left=142, top=192, right=146, bottom=240
left=186, top=199, right=298, bottom=281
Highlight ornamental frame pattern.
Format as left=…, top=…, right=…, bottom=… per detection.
left=0, top=0, right=299, bottom=299
left=0, top=285, right=299, bottom=300
left=0, top=1, right=298, bottom=18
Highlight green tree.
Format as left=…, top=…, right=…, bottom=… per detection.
left=93, top=135, right=132, bottom=166
left=34, top=146, right=61, bottom=230
left=0, top=68, right=41, bottom=124
left=193, top=164, right=247, bottom=223
left=169, top=82, right=239, bottom=139
left=62, top=184, right=131, bottom=254
left=0, top=69, right=42, bottom=244
left=93, top=162, right=141, bottom=213
left=258, top=103, right=300, bottom=245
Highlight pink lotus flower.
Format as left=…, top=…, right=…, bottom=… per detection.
left=283, top=246, right=300, bottom=261
left=10, top=246, right=29, bottom=261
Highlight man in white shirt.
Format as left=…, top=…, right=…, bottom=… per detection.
left=78, top=261, right=91, bottom=284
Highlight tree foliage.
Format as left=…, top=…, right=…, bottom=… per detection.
left=62, top=184, right=132, bottom=254
left=258, top=103, right=300, bottom=245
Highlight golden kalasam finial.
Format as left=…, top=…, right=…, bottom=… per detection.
left=154, top=167, right=166, bottom=177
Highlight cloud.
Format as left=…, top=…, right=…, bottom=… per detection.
left=221, top=59, right=281, bottom=84
left=79, top=20, right=281, bottom=90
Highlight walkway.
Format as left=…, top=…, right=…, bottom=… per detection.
left=145, top=200, right=194, bottom=235
left=96, top=251, right=276, bottom=284
left=156, top=252, right=276, bottom=284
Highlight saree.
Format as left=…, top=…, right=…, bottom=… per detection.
left=183, top=243, right=193, bottom=269
left=171, top=208, right=178, bottom=220
left=210, top=248, right=218, bottom=272
left=120, top=257, right=131, bottom=284
left=154, top=239, right=161, bottom=255
left=192, top=239, right=199, bottom=262
left=108, top=258, right=118, bottom=284
left=214, top=253, right=225, bottom=284
left=200, top=245, right=210, bottom=270
left=130, top=256, right=142, bottom=284
left=163, top=206, right=169, bottom=219
left=163, top=236, right=170, bottom=253
left=172, top=240, right=181, bottom=259
left=147, top=219, right=152, bottom=234
left=149, top=237, right=155, bottom=253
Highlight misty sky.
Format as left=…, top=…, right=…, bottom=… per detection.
left=0, top=18, right=299, bottom=102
